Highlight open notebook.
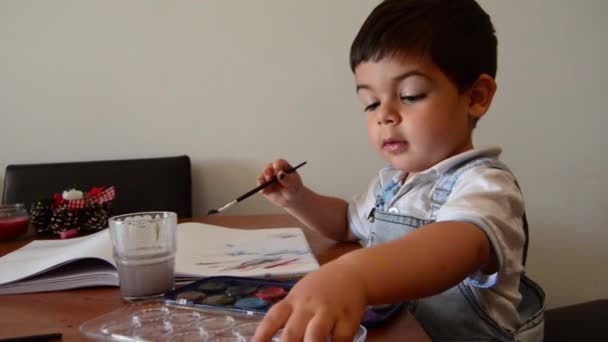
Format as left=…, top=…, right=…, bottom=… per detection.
left=0, top=222, right=319, bottom=295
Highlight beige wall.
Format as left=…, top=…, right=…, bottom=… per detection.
left=1, top=0, right=606, bottom=309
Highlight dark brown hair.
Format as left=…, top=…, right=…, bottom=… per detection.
left=350, top=0, right=497, bottom=92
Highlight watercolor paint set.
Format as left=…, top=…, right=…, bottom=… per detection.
left=165, top=276, right=405, bottom=328
left=164, top=276, right=296, bottom=316
left=80, top=276, right=404, bottom=341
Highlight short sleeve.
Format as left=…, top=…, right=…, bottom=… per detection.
left=347, top=176, right=380, bottom=244
left=434, top=167, right=526, bottom=288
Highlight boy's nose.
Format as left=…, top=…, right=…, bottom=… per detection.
left=377, top=102, right=401, bottom=125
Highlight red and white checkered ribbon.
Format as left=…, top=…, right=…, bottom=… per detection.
left=66, top=186, right=115, bottom=210
left=67, top=199, right=86, bottom=210
left=89, top=186, right=116, bottom=204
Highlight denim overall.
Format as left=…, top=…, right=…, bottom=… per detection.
left=367, top=157, right=545, bottom=341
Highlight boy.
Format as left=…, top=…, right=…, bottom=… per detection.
left=253, top=1, right=545, bottom=341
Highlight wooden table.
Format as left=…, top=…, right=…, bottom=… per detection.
left=0, top=214, right=430, bottom=341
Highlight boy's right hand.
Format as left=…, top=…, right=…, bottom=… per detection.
left=258, top=159, right=304, bottom=208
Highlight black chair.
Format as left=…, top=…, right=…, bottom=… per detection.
left=544, top=299, right=608, bottom=341
left=2, top=155, right=192, bottom=218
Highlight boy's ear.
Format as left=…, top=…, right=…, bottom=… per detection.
left=467, top=74, right=497, bottom=120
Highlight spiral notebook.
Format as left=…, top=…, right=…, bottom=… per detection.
left=0, top=222, right=319, bottom=295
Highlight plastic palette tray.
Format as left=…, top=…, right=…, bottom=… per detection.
left=80, top=276, right=391, bottom=341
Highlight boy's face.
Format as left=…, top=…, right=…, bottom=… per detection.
left=354, top=56, right=482, bottom=173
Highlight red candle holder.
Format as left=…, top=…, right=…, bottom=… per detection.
left=0, top=203, right=30, bottom=241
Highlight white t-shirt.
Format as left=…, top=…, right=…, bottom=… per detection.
left=347, top=146, right=526, bottom=330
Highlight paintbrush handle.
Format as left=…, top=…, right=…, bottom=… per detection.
left=235, top=161, right=307, bottom=202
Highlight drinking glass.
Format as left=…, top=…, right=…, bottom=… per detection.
left=108, top=211, right=177, bottom=301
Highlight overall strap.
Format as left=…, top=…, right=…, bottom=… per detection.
left=430, top=157, right=529, bottom=266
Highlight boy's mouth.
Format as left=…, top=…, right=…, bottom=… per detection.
left=382, top=138, right=408, bottom=153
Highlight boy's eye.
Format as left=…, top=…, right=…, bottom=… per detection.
left=401, top=94, right=426, bottom=103
left=364, top=102, right=380, bottom=112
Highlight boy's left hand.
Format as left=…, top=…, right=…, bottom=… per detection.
left=252, top=261, right=367, bottom=342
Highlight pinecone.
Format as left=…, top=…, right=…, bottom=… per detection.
left=30, top=200, right=52, bottom=234
left=48, top=206, right=79, bottom=234
left=81, top=201, right=110, bottom=232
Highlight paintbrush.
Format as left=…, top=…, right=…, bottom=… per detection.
left=207, top=161, right=307, bottom=215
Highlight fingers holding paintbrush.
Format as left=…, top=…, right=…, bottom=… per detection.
left=259, top=159, right=303, bottom=187
left=257, top=160, right=306, bottom=207
left=207, top=161, right=307, bottom=215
